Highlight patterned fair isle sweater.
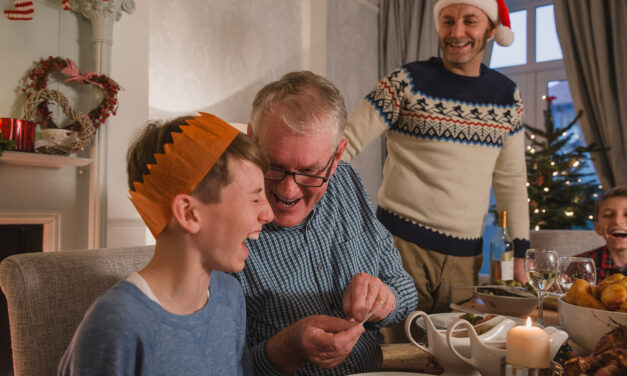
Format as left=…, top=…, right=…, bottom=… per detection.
left=343, top=57, right=530, bottom=258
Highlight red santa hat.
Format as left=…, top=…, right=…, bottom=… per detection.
left=433, top=0, right=514, bottom=47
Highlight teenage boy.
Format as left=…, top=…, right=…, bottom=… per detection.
left=58, top=113, right=273, bottom=375
left=577, top=186, right=627, bottom=280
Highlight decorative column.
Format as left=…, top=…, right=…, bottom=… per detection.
left=72, top=0, right=135, bottom=248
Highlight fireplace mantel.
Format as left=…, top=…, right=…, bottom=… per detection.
left=0, top=212, right=61, bottom=251
left=0, top=151, right=91, bottom=169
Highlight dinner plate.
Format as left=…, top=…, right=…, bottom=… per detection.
left=347, top=373, right=431, bottom=376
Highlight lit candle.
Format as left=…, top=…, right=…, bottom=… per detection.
left=506, top=317, right=550, bottom=369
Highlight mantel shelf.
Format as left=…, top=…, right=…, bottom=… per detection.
left=0, top=151, right=92, bottom=168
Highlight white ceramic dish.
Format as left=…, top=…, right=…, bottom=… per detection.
left=475, top=288, right=538, bottom=316
left=406, top=311, right=517, bottom=376
left=424, top=312, right=526, bottom=332
left=558, top=296, right=627, bottom=351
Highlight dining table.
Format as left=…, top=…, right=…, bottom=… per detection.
left=377, top=295, right=566, bottom=373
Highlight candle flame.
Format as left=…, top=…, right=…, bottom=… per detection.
left=525, top=317, right=532, bottom=328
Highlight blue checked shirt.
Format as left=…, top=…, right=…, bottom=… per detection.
left=235, top=162, right=418, bottom=375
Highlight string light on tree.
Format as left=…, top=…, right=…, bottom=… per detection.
left=524, top=95, right=602, bottom=229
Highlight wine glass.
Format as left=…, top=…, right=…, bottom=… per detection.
left=524, top=249, right=558, bottom=326
left=557, top=256, right=597, bottom=293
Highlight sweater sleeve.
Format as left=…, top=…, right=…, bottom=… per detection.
left=341, top=164, right=418, bottom=326
left=248, top=340, right=290, bottom=376
left=343, top=100, right=389, bottom=162
left=492, top=88, right=530, bottom=258
left=375, top=219, right=419, bottom=327
left=343, top=69, right=405, bottom=162
left=58, top=297, right=149, bottom=376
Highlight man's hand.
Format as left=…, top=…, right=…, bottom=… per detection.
left=265, top=315, right=365, bottom=372
left=343, top=273, right=396, bottom=323
left=514, top=257, right=527, bottom=283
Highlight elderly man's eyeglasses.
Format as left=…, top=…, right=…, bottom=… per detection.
left=264, top=146, right=338, bottom=188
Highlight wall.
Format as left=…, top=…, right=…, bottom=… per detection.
left=327, top=0, right=381, bottom=206
left=106, top=0, right=150, bottom=247
left=0, top=2, right=93, bottom=251
left=1, top=0, right=383, bottom=249
left=146, top=0, right=381, bottom=204
left=106, top=0, right=382, bottom=246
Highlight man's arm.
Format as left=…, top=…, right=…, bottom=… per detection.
left=251, top=315, right=365, bottom=374
left=372, top=223, right=419, bottom=326
left=339, top=163, right=418, bottom=325
left=343, top=68, right=407, bottom=163
left=492, top=88, right=530, bottom=281
left=343, top=100, right=389, bottom=162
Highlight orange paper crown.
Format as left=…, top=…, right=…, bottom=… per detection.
left=129, top=112, right=239, bottom=238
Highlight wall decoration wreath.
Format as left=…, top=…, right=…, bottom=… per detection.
left=21, top=56, right=121, bottom=155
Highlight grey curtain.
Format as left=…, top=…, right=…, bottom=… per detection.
left=554, top=0, right=627, bottom=187
left=378, top=0, right=439, bottom=77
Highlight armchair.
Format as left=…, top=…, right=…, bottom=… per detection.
left=0, top=245, right=154, bottom=376
left=529, top=229, right=604, bottom=257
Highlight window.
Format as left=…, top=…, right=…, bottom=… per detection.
left=489, top=9, right=527, bottom=68
left=488, top=0, right=570, bottom=131
left=479, top=0, right=601, bottom=275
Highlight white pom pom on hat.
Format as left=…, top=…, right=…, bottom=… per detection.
left=433, top=0, right=514, bottom=47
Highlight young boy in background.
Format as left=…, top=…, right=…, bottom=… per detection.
left=577, top=186, right=627, bottom=280
left=59, top=113, right=273, bottom=375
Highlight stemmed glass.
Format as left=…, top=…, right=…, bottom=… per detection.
left=524, top=249, right=558, bottom=326
left=557, top=256, right=597, bottom=293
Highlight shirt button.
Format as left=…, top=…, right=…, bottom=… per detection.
left=317, top=265, right=323, bottom=271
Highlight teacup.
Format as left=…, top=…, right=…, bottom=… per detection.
left=405, top=311, right=516, bottom=376
left=446, top=319, right=568, bottom=376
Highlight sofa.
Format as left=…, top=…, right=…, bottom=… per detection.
left=0, top=245, right=154, bottom=376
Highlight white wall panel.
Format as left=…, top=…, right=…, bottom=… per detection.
left=0, top=2, right=91, bottom=251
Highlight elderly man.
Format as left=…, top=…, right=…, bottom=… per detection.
left=342, top=0, right=531, bottom=317
left=234, top=71, right=417, bottom=375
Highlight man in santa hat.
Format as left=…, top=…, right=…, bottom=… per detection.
left=342, top=0, right=530, bottom=338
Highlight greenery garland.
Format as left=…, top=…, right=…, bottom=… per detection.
left=0, top=138, right=15, bottom=156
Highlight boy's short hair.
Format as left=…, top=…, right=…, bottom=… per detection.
left=594, top=186, right=627, bottom=220
left=127, top=116, right=269, bottom=204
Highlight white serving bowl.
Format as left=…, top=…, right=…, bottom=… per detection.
left=558, top=296, right=627, bottom=351
left=475, top=288, right=538, bottom=316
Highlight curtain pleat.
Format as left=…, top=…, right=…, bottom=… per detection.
left=554, top=0, right=627, bottom=187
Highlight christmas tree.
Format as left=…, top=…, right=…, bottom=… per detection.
left=525, top=95, right=603, bottom=230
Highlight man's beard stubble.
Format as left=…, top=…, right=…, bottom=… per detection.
left=441, top=28, right=492, bottom=66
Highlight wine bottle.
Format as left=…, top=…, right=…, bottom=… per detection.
left=490, top=211, right=514, bottom=282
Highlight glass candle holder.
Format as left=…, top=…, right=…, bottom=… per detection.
left=0, top=118, right=36, bottom=152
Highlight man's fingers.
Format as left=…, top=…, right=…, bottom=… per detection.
left=302, top=316, right=366, bottom=369
left=311, top=315, right=357, bottom=333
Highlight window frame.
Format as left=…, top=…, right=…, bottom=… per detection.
left=492, top=0, right=565, bottom=128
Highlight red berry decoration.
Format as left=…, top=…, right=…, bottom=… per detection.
left=21, top=56, right=121, bottom=131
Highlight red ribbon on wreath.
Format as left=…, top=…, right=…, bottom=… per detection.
left=60, top=59, right=103, bottom=88
left=21, top=56, right=121, bottom=131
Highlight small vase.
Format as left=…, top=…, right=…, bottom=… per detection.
left=0, top=118, right=36, bottom=152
